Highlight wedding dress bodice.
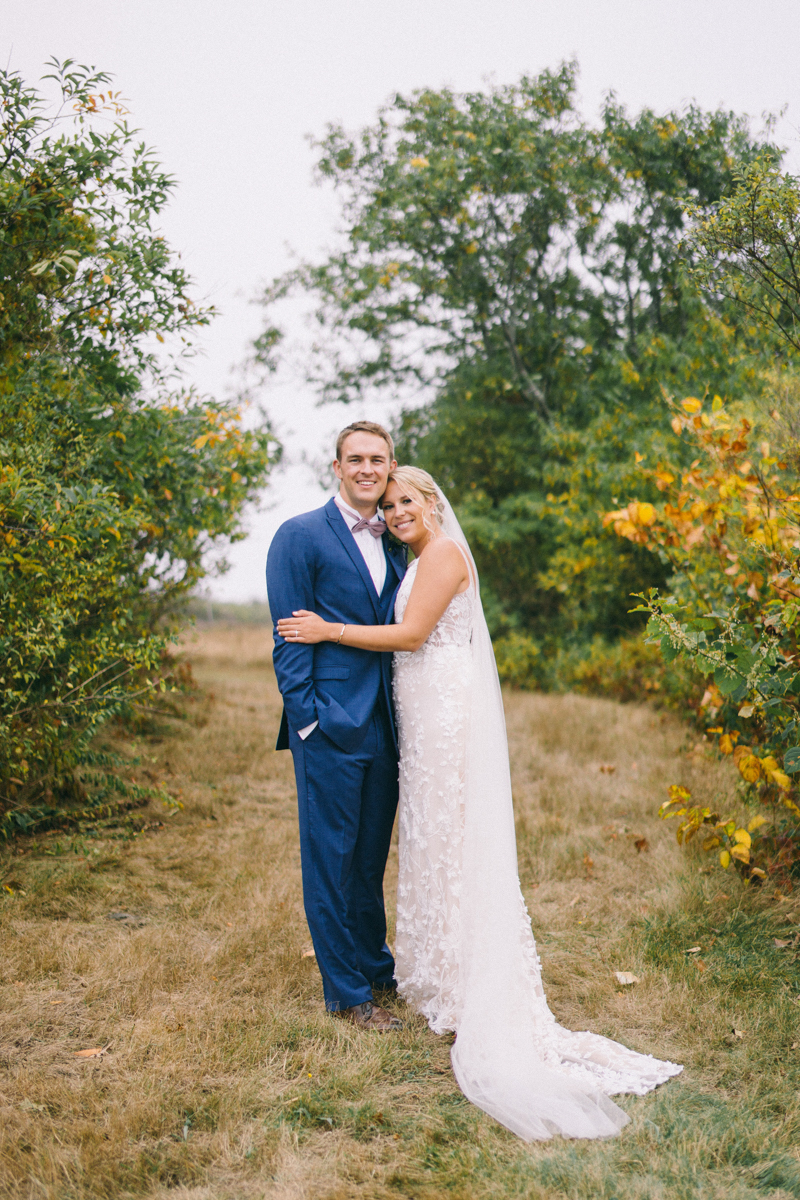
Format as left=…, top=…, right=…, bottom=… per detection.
left=394, top=555, right=473, bottom=649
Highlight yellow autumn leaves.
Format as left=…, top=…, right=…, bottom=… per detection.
left=659, top=785, right=768, bottom=875
left=730, top=743, right=791, bottom=791
left=602, top=500, right=657, bottom=543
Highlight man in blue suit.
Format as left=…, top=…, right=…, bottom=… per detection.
left=266, top=422, right=406, bottom=1031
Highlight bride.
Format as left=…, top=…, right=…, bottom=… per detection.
left=276, top=466, right=682, bottom=1141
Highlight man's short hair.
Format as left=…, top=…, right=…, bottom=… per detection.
left=335, top=421, right=395, bottom=462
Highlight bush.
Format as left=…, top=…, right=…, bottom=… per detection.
left=565, top=636, right=702, bottom=711
left=606, top=385, right=800, bottom=883
left=493, top=632, right=545, bottom=689
left=0, top=62, right=279, bottom=832
left=494, top=629, right=701, bottom=717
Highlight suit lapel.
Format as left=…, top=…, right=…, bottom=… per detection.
left=379, top=539, right=406, bottom=622
left=326, top=498, right=381, bottom=620
left=382, top=540, right=405, bottom=595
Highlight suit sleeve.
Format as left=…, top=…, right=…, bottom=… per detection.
left=266, top=521, right=318, bottom=733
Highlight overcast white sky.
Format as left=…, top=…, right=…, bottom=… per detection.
left=6, top=1, right=800, bottom=599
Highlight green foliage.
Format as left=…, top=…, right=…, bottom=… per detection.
left=608, top=385, right=800, bottom=880
left=0, top=62, right=279, bottom=828
left=631, top=160, right=800, bottom=881
left=494, top=628, right=701, bottom=714
left=492, top=631, right=545, bottom=689
left=1, top=62, right=205, bottom=380
left=560, top=633, right=701, bottom=710
left=688, top=155, right=800, bottom=354
left=259, top=63, right=780, bottom=649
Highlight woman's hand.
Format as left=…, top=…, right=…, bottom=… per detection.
left=276, top=610, right=336, bottom=645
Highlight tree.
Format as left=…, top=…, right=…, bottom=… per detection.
left=0, top=62, right=279, bottom=829
left=257, top=64, right=777, bottom=647
left=687, top=156, right=800, bottom=353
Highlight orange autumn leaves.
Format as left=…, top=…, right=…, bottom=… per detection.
left=605, top=390, right=800, bottom=879
left=603, top=395, right=800, bottom=583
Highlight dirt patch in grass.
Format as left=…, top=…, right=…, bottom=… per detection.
left=1, top=626, right=798, bottom=1199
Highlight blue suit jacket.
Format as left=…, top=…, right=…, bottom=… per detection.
left=267, top=498, right=406, bottom=754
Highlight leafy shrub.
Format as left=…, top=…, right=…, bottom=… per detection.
left=493, top=632, right=545, bottom=689
left=605, top=386, right=800, bottom=882
left=659, top=784, right=770, bottom=878
left=0, top=62, right=279, bottom=831
left=564, top=635, right=702, bottom=711
left=494, top=629, right=701, bottom=717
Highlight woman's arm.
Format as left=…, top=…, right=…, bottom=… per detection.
left=276, top=539, right=469, bottom=652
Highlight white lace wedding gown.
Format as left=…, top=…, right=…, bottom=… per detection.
left=392, top=541, right=682, bottom=1141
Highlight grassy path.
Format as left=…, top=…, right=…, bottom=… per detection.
left=1, top=626, right=799, bottom=1200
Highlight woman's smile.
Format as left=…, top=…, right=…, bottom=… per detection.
left=381, top=479, right=435, bottom=549
left=386, top=507, right=422, bottom=542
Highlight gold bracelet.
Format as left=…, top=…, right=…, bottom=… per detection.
left=336, top=624, right=346, bottom=644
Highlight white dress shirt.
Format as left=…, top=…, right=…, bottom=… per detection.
left=297, top=492, right=387, bottom=740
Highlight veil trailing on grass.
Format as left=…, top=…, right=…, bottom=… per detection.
left=434, top=488, right=682, bottom=1141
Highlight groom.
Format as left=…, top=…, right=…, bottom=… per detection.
left=266, top=422, right=406, bottom=1031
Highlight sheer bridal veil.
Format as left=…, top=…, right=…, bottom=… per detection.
left=434, top=487, right=681, bottom=1141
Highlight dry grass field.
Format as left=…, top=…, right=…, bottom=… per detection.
left=1, top=625, right=799, bottom=1200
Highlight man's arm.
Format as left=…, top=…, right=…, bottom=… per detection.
left=266, top=521, right=318, bottom=734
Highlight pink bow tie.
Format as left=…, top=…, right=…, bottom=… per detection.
left=351, top=516, right=386, bottom=538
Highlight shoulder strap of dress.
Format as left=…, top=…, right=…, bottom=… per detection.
left=439, top=536, right=477, bottom=590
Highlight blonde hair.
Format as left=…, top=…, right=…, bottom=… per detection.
left=386, top=465, right=445, bottom=535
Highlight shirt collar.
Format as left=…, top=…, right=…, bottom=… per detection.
left=335, top=492, right=383, bottom=528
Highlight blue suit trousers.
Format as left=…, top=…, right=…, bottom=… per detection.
left=289, top=701, right=399, bottom=1010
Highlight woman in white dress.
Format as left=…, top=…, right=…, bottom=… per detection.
left=276, top=466, right=682, bottom=1141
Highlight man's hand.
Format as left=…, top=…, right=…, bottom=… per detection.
left=277, top=610, right=336, bottom=644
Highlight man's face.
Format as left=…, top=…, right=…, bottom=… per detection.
left=333, top=432, right=396, bottom=513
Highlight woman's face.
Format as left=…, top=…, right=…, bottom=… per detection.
left=381, top=480, right=435, bottom=544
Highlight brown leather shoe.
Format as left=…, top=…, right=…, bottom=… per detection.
left=333, top=1000, right=403, bottom=1032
